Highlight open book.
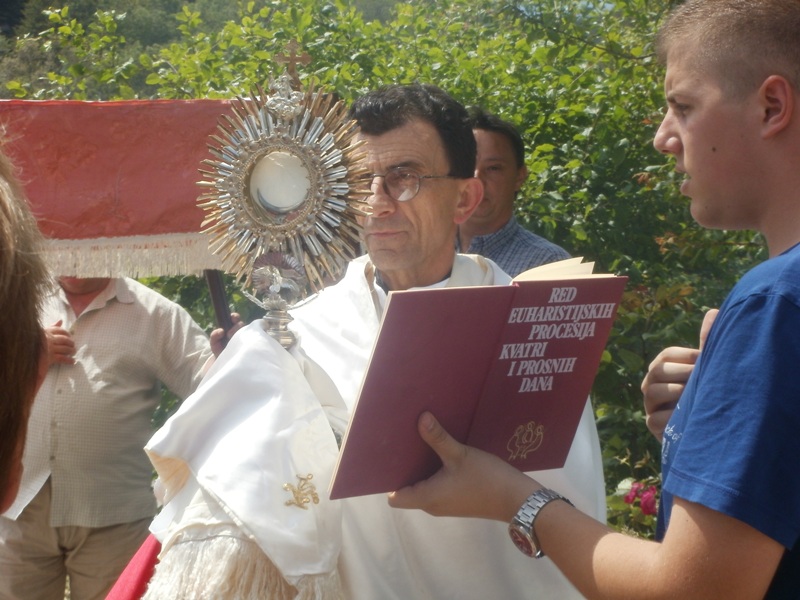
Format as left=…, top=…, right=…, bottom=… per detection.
left=329, top=258, right=628, bottom=500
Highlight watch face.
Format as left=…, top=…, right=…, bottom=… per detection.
left=509, top=526, right=535, bottom=557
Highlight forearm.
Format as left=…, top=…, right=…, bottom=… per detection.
left=390, top=412, right=781, bottom=599
left=534, top=500, right=663, bottom=599
left=490, top=471, right=665, bottom=598
left=529, top=495, right=779, bottom=599
left=441, top=467, right=666, bottom=597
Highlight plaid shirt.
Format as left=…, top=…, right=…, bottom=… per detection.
left=461, top=216, right=570, bottom=277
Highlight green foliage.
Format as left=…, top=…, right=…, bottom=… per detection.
left=0, top=0, right=769, bottom=538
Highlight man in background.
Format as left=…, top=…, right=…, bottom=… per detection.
left=0, top=275, right=237, bottom=600
left=459, top=107, right=570, bottom=276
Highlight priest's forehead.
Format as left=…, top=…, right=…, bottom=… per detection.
left=356, top=119, right=450, bottom=175
left=348, top=83, right=476, bottom=178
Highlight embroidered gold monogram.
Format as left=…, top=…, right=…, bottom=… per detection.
left=283, top=473, right=319, bottom=509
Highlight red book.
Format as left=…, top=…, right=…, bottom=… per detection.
left=329, top=259, right=627, bottom=500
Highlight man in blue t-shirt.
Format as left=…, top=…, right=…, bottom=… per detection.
left=385, top=1, right=800, bottom=597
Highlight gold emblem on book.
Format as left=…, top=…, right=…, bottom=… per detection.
left=283, top=473, right=320, bottom=509
left=507, top=421, right=545, bottom=461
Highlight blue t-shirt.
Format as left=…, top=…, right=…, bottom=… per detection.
left=657, top=243, right=800, bottom=596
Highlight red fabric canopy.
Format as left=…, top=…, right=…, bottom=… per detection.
left=0, top=99, right=231, bottom=276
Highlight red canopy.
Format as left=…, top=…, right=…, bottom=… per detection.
left=0, top=99, right=231, bottom=277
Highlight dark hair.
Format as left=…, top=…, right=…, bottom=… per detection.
left=348, top=83, right=476, bottom=178
left=657, top=0, right=800, bottom=97
left=467, top=106, right=526, bottom=169
left=0, top=145, right=50, bottom=501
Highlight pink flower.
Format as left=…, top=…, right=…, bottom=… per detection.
left=623, top=481, right=644, bottom=504
left=640, top=486, right=658, bottom=516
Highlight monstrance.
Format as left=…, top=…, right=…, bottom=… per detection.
left=197, top=65, right=371, bottom=347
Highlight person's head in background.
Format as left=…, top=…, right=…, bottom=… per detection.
left=462, top=107, right=528, bottom=243
left=0, top=146, right=51, bottom=512
left=348, top=83, right=482, bottom=290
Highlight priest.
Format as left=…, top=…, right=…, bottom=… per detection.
left=141, top=83, right=605, bottom=599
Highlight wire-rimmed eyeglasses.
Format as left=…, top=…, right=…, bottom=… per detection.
left=371, top=167, right=458, bottom=202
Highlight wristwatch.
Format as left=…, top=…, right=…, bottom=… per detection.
left=508, top=488, right=573, bottom=558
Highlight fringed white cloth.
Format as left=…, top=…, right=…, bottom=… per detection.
left=145, top=321, right=349, bottom=597
left=43, top=233, right=222, bottom=278
left=143, top=527, right=343, bottom=600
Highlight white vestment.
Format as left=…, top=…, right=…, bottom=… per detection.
left=144, top=254, right=605, bottom=599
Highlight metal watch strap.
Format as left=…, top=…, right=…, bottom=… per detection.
left=512, top=488, right=573, bottom=559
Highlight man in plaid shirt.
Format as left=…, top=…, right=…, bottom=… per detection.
left=458, top=107, right=569, bottom=277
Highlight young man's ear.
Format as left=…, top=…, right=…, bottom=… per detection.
left=761, top=75, right=794, bottom=138
left=454, top=177, right=484, bottom=224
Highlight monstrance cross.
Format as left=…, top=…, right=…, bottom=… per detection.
left=275, top=40, right=312, bottom=88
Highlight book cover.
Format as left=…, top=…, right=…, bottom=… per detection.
left=329, top=260, right=627, bottom=500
